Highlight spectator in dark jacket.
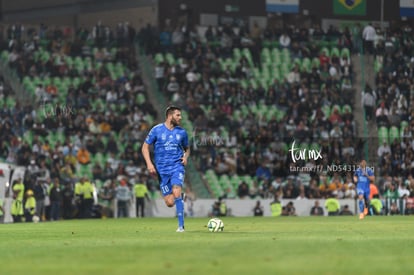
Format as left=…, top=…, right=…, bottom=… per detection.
left=49, top=178, right=62, bottom=221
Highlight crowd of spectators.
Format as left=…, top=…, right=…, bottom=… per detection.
left=149, top=21, right=414, bottom=213
left=2, top=19, right=414, bottom=219
left=149, top=22, right=364, bottom=201
left=0, top=22, right=159, bottom=221
left=369, top=24, right=414, bottom=207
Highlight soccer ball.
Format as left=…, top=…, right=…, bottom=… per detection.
left=32, top=215, right=40, bottom=223
left=207, top=218, right=224, bottom=232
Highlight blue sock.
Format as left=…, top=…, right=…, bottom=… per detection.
left=359, top=199, right=365, bottom=213
left=175, top=197, right=184, bottom=228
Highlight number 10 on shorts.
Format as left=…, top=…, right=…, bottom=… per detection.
left=161, top=185, right=170, bottom=193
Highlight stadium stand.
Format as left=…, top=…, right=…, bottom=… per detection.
left=149, top=23, right=360, bottom=200
left=372, top=25, right=414, bottom=214
left=0, top=22, right=159, bottom=219
left=2, top=19, right=414, bottom=218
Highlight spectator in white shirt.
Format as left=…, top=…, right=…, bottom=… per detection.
left=125, top=160, right=139, bottom=178
left=279, top=33, right=291, bottom=48
left=166, top=76, right=179, bottom=93
left=362, top=86, right=375, bottom=121
left=362, top=23, right=376, bottom=54
left=377, top=141, right=391, bottom=158
left=398, top=181, right=410, bottom=198
left=375, top=102, right=389, bottom=125
left=106, top=90, right=117, bottom=103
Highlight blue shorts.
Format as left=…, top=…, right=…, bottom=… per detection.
left=158, top=170, right=185, bottom=196
left=357, top=188, right=370, bottom=200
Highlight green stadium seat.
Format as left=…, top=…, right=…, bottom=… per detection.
left=210, top=182, right=223, bottom=198
left=322, top=105, right=331, bottom=117
left=293, top=58, right=301, bottom=66
left=341, top=48, right=350, bottom=59
left=233, top=48, right=241, bottom=61
left=219, top=174, right=229, bottom=182
left=400, top=120, right=408, bottom=129
left=264, top=107, right=275, bottom=121
left=77, top=163, right=93, bottom=179
left=239, top=78, right=248, bottom=89
left=259, top=78, right=270, bottom=90
left=220, top=127, right=229, bottom=140
left=272, top=48, right=281, bottom=64
left=110, top=48, right=117, bottom=57
left=312, top=57, right=320, bottom=69
left=330, top=47, right=340, bottom=57
left=131, top=141, right=141, bottom=151
left=144, top=114, right=154, bottom=126
left=281, top=48, right=290, bottom=58
left=321, top=47, right=330, bottom=56
left=39, top=39, right=49, bottom=48
left=33, top=76, right=42, bottom=86
left=261, top=48, right=271, bottom=64
left=276, top=109, right=286, bottom=122
left=136, top=93, right=146, bottom=105
left=207, top=40, right=221, bottom=48
left=72, top=77, right=81, bottom=87
left=165, top=53, right=175, bottom=65
left=1, top=50, right=9, bottom=62
left=47, top=132, right=58, bottom=147
left=242, top=48, right=252, bottom=61
left=22, top=76, right=32, bottom=86
left=249, top=79, right=258, bottom=90
left=230, top=174, right=241, bottom=188
left=241, top=175, right=254, bottom=188
left=301, top=57, right=311, bottom=72
left=262, top=40, right=273, bottom=48
left=332, top=104, right=341, bottom=114
left=232, top=109, right=241, bottom=120
left=94, top=179, right=104, bottom=190
left=6, top=97, right=15, bottom=108
left=252, top=68, right=261, bottom=79
left=374, top=57, right=383, bottom=73
left=271, top=41, right=280, bottom=48
left=389, top=126, right=400, bottom=143
left=378, top=126, right=389, bottom=144
left=23, top=130, right=34, bottom=145
left=41, top=51, right=50, bottom=62
left=205, top=170, right=217, bottom=182
left=65, top=56, right=74, bottom=66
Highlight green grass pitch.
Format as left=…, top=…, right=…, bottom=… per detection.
left=1, top=216, right=413, bottom=275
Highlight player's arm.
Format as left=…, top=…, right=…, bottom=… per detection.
left=181, top=130, right=190, bottom=166
left=181, top=147, right=190, bottom=166
left=366, top=169, right=375, bottom=182
left=353, top=173, right=358, bottom=184
left=141, top=142, right=156, bottom=174
left=360, top=166, right=374, bottom=182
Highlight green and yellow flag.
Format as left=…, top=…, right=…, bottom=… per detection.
left=333, top=0, right=366, bottom=16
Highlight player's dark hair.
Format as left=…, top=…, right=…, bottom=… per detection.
left=165, top=105, right=181, bottom=118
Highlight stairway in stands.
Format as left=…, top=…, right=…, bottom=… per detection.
left=352, top=53, right=378, bottom=168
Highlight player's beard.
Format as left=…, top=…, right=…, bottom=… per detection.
left=171, top=117, right=180, bottom=126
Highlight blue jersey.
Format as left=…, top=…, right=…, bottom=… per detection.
left=354, top=167, right=374, bottom=191
left=144, top=123, right=188, bottom=174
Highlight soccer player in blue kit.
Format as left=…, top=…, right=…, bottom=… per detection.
left=353, top=159, right=375, bottom=220
left=142, top=106, right=189, bottom=232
